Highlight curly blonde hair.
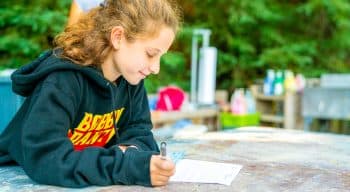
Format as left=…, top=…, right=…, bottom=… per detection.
left=54, top=0, right=182, bottom=66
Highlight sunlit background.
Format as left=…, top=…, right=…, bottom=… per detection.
left=1, top=0, right=350, bottom=134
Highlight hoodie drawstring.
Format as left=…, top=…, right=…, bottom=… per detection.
left=127, top=84, right=132, bottom=126
left=108, top=82, right=119, bottom=141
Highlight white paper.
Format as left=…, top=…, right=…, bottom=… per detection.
left=169, top=159, right=242, bottom=186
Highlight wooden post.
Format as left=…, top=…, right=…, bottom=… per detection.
left=284, top=91, right=296, bottom=129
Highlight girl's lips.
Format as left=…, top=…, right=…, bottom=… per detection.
left=139, top=71, right=147, bottom=78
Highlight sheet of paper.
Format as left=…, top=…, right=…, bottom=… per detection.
left=169, top=159, right=242, bottom=186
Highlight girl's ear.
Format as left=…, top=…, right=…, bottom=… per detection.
left=110, top=26, right=124, bottom=50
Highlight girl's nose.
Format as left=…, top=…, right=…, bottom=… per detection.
left=149, top=61, right=160, bottom=75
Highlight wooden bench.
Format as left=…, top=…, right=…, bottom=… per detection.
left=151, top=108, right=220, bottom=131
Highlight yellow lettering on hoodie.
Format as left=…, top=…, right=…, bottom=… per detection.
left=68, top=108, right=124, bottom=150
left=114, top=108, right=125, bottom=122
left=88, top=114, right=102, bottom=131
left=96, top=112, right=113, bottom=131
left=76, top=112, right=93, bottom=132
left=74, top=131, right=93, bottom=145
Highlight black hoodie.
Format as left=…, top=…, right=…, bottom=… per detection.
left=0, top=50, right=160, bottom=187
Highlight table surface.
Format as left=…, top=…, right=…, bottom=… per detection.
left=1, top=127, right=349, bottom=192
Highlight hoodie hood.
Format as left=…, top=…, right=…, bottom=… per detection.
left=1, top=50, right=160, bottom=188
left=11, top=50, right=110, bottom=96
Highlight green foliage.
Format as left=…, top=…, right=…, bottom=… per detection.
left=0, top=0, right=71, bottom=68
left=169, top=0, right=350, bottom=93
left=145, top=51, right=188, bottom=92
left=2, top=0, right=350, bottom=93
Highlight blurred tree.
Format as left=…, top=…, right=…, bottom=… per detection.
left=171, top=0, right=350, bottom=93
left=0, top=0, right=71, bottom=69
left=1, top=0, right=350, bottom=93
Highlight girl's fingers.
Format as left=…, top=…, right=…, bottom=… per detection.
left=151, top=174, right=170, bottom=186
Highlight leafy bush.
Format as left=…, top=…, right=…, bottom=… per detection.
left=0, top=0, right=70, bottom=69
left=1, top=0, right=350, bottom=93
left=171, top=0, right=350, bottom=93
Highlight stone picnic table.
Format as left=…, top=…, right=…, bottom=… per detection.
left=0, top=127, right=349, bottom=191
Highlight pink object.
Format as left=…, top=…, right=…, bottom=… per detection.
left=156, top=86, right=185, bottom=111
left=230, top=89, right=247, bottom=115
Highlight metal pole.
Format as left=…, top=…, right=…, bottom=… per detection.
left=191, top=33, right=198, bottom=105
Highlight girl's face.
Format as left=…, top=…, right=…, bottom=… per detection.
left=106, top=26, right=175, bottom=85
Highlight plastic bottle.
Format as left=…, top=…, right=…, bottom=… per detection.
left=263, top=69, right=275, bottom=96
left=284, top=70, right=296, bottom=92
left=230, top=89, right=247, bottom=115
left=274, top=70, right=284, bottom=95
left=295, top=73, right=306, bottom=92
left=245, top=90, right=256, bottom=114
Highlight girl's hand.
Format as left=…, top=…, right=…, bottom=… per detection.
left=118, top=145, right=137, bottom=152
left=150, top=155, right=175, bottom=186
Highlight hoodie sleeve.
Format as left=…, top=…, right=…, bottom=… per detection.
left=19, top=75, right=154, bottom=187
left=118, top=81, right=159, bottom=152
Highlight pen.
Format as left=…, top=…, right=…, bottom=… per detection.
left=160, top=141, right=167, bottom=160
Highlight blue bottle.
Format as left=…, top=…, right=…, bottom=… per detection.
left=263, top=69, right=275, bottom=95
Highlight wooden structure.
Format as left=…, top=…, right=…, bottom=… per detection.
left=250, top=85, right=303, bottom=129
left=149, top=90, right=227, bottom=131
left=151, top=108, right=219, bottom=131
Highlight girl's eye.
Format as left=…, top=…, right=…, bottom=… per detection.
left=147, top=52, right=156, bottom=58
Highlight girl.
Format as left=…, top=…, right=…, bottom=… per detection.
left=0, top=0, right=181, bottom=188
